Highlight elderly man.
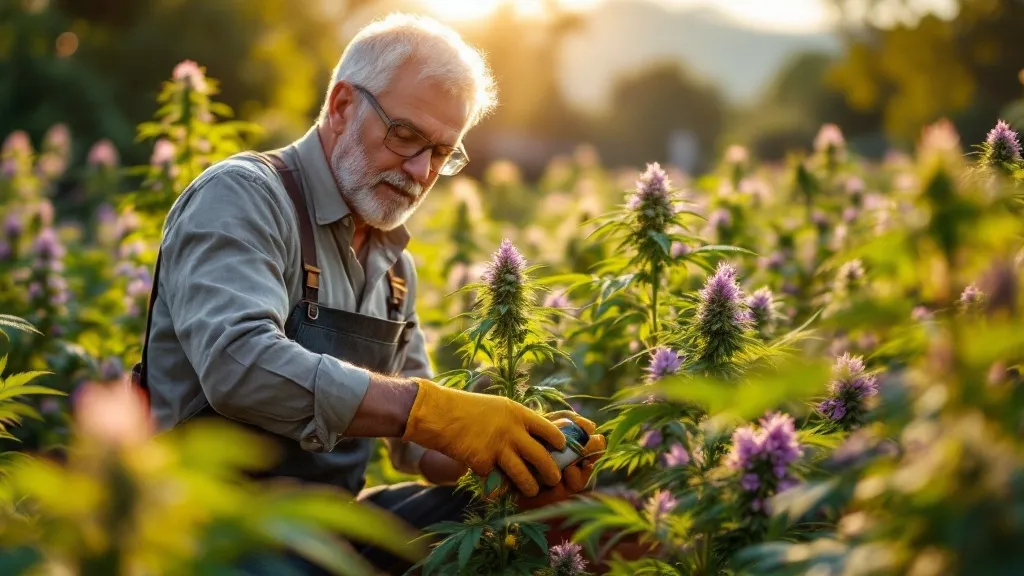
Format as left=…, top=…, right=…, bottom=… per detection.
left=132, top=12, right=604, bottom=574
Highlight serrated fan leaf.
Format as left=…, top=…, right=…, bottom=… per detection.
left=0, top=316, right=40, bottom=336
left=690, top=244, right=757, bottom=256
left=646, top=230, right=671, bottom=255
left=423, top=534, right=463, bottom=576
left=3, top=372, right=52, bottom=389
left=457, top=526, right=483, bottom=569
left=518, top=522, right=549, bottom=553
left=0, top=385, right=64, bottom=403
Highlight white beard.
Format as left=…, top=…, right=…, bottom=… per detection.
left=329, top=128, right=426, bottom=231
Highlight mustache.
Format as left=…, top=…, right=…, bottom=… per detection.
left=373, top=171, right=423, bottom=199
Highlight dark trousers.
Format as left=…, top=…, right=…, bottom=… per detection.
left=239, top=482, right=473, bottom=575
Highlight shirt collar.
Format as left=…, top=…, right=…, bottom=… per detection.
left=289, top=126, right=412, bottom=255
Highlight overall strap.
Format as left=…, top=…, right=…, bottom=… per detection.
left=386, top=267, right=407, bottom=321
left=264, top=153, right=320, bottom=307
left=131, top=251, right=161, bottom=393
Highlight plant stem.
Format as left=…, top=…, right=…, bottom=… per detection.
left=650, top=261, right=660, bottom=346
left=505, top=338, right=516, bottom=399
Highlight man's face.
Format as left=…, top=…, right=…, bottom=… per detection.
left=327, top=60, right=472, bottom=231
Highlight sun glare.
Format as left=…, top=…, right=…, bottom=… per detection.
left=422, top=0, right=601, bottom=21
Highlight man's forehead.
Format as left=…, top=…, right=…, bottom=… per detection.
left=377, top=66, right=473, bottom=145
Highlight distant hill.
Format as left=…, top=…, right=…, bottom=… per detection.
left=558, top=0, right=842, bottom=110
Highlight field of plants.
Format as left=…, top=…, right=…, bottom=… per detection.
left=1, top=61, right=1023, bottom=575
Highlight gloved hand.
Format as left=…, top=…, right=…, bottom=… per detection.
left=515, top=411, right=606, bottom=510
left=402, top=378, right=565, bottom=497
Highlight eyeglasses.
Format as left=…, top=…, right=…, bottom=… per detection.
left=352, top=84, right=469, bottom=176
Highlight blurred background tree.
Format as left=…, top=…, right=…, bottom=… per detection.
left=827, top=0, right=1024, bottom=146
left=2, top=0, right=1023, bottom=185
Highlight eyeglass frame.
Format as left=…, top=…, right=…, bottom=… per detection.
left=351, top=83, right=469, bottom=176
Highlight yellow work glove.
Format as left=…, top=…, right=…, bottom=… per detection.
left=515, top=411, right=607, bottom=510
left=402, top=378, right=566, bottom=497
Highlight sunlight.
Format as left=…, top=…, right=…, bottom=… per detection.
left=421, top=0, right=602, bottom=21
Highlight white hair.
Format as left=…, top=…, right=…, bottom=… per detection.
left=318, top=13, right=498, bottom=130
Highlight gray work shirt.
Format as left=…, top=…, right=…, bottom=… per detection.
left=145, top=126, right=429, bottom=474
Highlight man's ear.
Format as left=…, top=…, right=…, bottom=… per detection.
left=326, top=81, right=356, bottom=136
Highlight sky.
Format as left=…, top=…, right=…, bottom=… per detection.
left=423, top=0, right=837, bottom=33
left=421, top=0, right=958, bottom=33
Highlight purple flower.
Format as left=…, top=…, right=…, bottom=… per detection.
left=845, top=177, right=864, bottom=197
left=99, top=357, right=124, bottom=381
left=544, top=291, right=572, bottom=310
left=817, top=398, right=847, bottom=421
left=663, top=443, right=690, bottom=467
left=87, top=139, right=119, bottom=169
left=4, top=212, right=23, bottom=239
left=835, top=259, right=865, bottom=291
left=911, top=306, right=933, bottom=322
left=746, top=287, right=775, bottom=333
left=43, top=124, right=70, bottom=154
left=33, top=228, right=65, bottom=261
left=172, top=60, right=209, bottom=94
left=482, top=238, right=526, bottom=287
left=726, top=412, right=803, bottom=508
left=959, top=284, right=985, bottom=312
left=726, top=425, right=761, bottom=471
left=983, top=120, right=1022, bottom=166
left=2, top=130, right=32, bottom=158
left=699, top=263, right=751, bottom=324
left=842, top=206, right=859, bottom=223
left=151, top=139, right=176, bottom=166
left=647, top=347, right=683, bottom=381
left=549, top=540, right=588, bottom=575
left=818, top=354, right=879, bottom=425
left=0, top=240, right=9, bottom=260
left=645, top=489, right=678, bottom=523
left=670, top=241, right=691, bottom=258
left=626, top=162, right=674, bottom=212
left=708, top=208, right=732, bottom=230
left=640, top=428, right=663, bottom=449
left=115, top=210, right=140, bottom=239
left=920, top=118, right=961, bottom=160
left=759, top=412, right=803, bottom=468
left=725, top=145, right=749, bottom=165
left=694, top=263, right=753, bottom=368
left=126, top=277, right=152, bottom=300
left=811, top=209, right=829, bottom=230
left=814, top=123, right=845, bottom=154
left=637, top=162, right=670, bottom=200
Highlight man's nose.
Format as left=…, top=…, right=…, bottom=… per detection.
left=403, top=149, right=432, bottom=184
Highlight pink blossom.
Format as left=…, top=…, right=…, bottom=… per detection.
left=87, top=139, right=119, bottom=168
left=151, top=139, right=176, bottom=166
left=172, top=60, right=209, bottom=93
left=73, top=382, right=154, bottom=448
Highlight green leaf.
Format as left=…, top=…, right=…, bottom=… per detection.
left=0, top=315, right=40, bottom=336
left=0, top=385, right=64, bottom=403
left=423, top=533, right=463, bottom=576
left=262, top=522, right=379, bottom=576
left=690, top=244, right=757, bottom=256
left=651, top=358, right=831, bottom=421
left=646, top=230, right=671, bottom=255
left=457, top=526, right=483, bottom=569
left=771, top=478, right=841, bottom=527
left=484, top=470, right=503, bottom=496
left=0, top=355, right=6, bottom=376
left=518, top=522, right=549, bottom=554
left=3, top=371, right=51, bottom=389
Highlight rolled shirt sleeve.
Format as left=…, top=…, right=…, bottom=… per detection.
left=383, top=251, right=432, bottom=475
left=160, top=161, right=369, bottom=452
